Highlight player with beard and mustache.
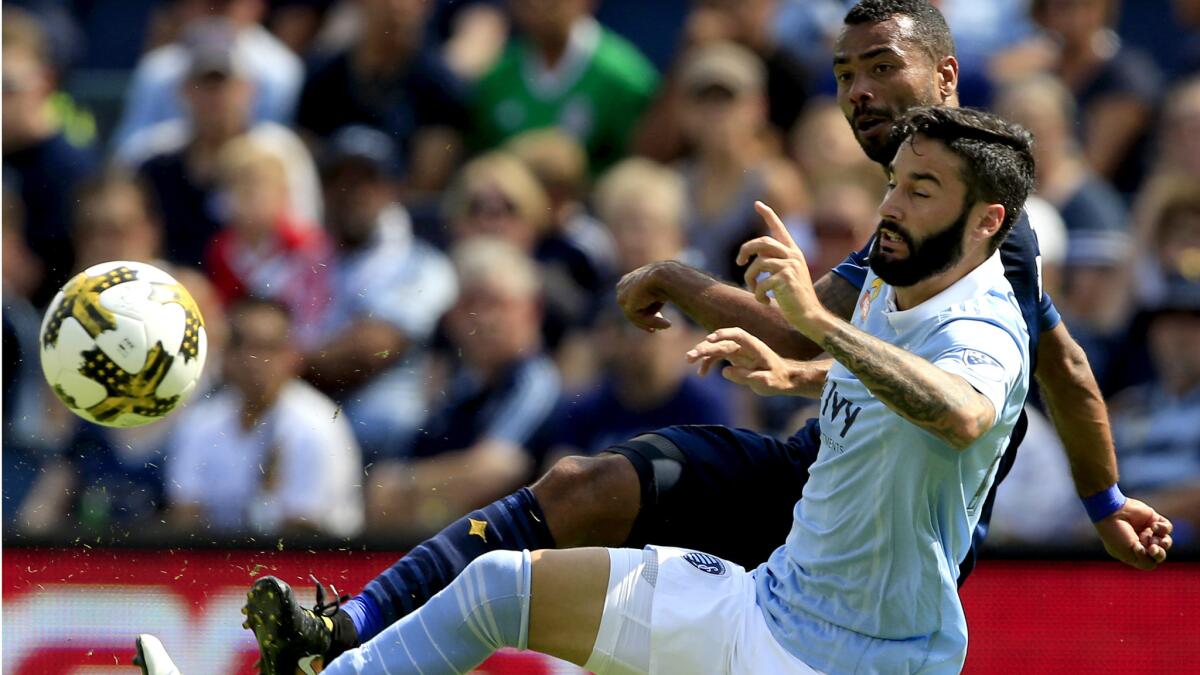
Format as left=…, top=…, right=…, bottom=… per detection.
left=223, top=2, right=1171, bottom=674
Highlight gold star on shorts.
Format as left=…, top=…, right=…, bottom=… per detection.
left=467, top=518, right=488, bottom=542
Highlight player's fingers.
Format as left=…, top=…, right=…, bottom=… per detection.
left=1148, top=542, right=1168, bottom=563
left=736, top=236, right=792, bottom=266
left=721, top=365, right=752, bottom=386
left=1152, top=517, right=1174, bottom=536
left=688, top=339, right=740, bottom=363
left=711, top=328, right=774, bottom=361
left=626, top=309, right=672, bottom=332
left=755, top=273, right=781, bottom=305
left=1155, top=533, right=1173, bottom=553
left=744, top=258, right=784, bottom=299
left=755, top=201, right=798, bottom=250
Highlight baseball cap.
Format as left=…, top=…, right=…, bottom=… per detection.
left=680, top=42, right=765, bottom=97
left=322, top=125, right=404, bottom=178
left=183, top=19, right=247, bottom=79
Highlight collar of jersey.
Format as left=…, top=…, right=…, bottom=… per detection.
left=520, top=16, right=602, bottom=100
left=882, top=251, right=1006, bottom=332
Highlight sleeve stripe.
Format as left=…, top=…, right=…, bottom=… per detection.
left=486, top=360, right=561, bottom=445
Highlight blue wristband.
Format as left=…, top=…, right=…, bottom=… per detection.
left=1082, top=484, right=1126, bottom=523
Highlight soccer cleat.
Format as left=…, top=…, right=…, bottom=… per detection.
left=133, top=634, right=183, bottom=675
left=243, top=575, right=347, bottom=675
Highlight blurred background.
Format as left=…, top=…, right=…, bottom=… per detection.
left=2, top=0, right=1199, bottom=672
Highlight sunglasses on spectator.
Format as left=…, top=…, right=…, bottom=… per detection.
left=467, top=192, right=518, bottom=218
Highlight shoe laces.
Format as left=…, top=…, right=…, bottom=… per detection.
left=309, top=574, right=351, bottom=618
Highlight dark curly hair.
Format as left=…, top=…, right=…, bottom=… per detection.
left=890, top=106, right=1036, bottom=253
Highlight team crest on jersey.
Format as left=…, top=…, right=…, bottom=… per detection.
left=682, top=551, right=727, bottom=576
left=860, top=278, right=885, bottom=321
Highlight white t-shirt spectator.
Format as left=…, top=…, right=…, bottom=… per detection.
left=166, top=380, right=363, bottom=537
left=112, top=23, right=302, bottom=151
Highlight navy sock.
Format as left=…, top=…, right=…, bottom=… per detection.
left=346, top=487, right=554, bottom=643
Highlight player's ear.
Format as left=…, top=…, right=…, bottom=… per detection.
left=974, top=203, right=1005, bottom=242
left=936, top=55, right=958, bottom=101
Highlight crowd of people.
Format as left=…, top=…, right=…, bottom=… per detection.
left=3, top=0, right=1198, bottom=550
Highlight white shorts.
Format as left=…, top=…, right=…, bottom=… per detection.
left=586, top=546, right=821, bottom=675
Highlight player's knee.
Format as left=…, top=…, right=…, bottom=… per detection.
left=460, top=549, right=532, bottom=649
left=532, top=454, right=640, bottom=547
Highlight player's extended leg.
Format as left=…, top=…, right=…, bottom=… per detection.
left=244, top=457, right=639, bottom=674
left=318, top=548, right=611, bottom=675
left=245, top=423, right=817, bottom=672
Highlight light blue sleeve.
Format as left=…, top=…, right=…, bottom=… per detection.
left=927, top=318, right=1026, bottom=428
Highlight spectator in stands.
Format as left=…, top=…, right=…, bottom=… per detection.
left=1110, top=277, right=1200, bottom=548
left=635, top=0, right=812, bottom=159
left=1169, top=0, right=1200, bottom=80
left=442, top=151, right=550, bottom=254
left=2, top=9, right=98, bottom=304
left=13, top=173, right=224, bottom=535
left=4, top=189, right=57, bottom=531
left=297, top=0, right=467, bottom=195
left=676, top=41, right=808, bottom=280
left=166, top=297, right=363, bottom=537
left=1151, top=77, right=1200, bottom=181
left=548, top=305, right=732, bottom=462
left=365, top=238, right=560, bottom=536
left=469, top=0, right=658, bottom=173
left=205, top=136, right=332, bottom=347
left=788, top=98, right=877, bottom=187
left=1031, top=0, right=1162, bottom=191
left=994, top=75, right=1128, bottom=236
left=594, top=157, right=690, bottom=276
left=1058, top=226, right=1135, bottom=388
left=305, top=126, right=458, bottom=460
left=132, top=27, right=320, bottom=267
left=112, top=0, right=302, bottom=151
left=805, top=172, right=879, bottom=279
left=1132, top=175, right=1200, bottom=307
left=506, top=129, right=616, bottom=347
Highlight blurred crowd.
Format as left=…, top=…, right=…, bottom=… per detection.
left=3, top=0, right=1198, bottom=550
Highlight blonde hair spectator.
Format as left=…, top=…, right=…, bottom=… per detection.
left=594, top=158, right=688, bottom=272
left=451, top=236, right=542, bottom=301
left=443, top=152, right=551, bottom=251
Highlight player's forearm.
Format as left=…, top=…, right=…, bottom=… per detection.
left=649, top=261, right=842, bottom=360
left=806, top=311, right=994, bottom=450
left=1035, top=322, right=1119, bottom=496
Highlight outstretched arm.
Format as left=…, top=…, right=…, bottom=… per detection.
left=616, top=260, right=862, bottom=360
left=1036, top=321, right=1174, bottom=569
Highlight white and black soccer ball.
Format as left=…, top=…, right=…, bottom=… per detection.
left=39, top=260, right=207, bottom=428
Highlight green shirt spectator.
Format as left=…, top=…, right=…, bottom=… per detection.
left=470, top=11, right=658, bottom=174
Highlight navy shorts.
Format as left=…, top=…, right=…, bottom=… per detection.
left=606, top=412, right=1028, bottom=584
left=607, top=421, right=821, bottom=569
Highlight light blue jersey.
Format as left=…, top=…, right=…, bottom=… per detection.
left=755, top=253, right=1030, bottom=674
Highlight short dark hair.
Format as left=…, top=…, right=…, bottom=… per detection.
left=844, top=0, right=956, bottom=61
left=890, top=106, right=1035, bottom=253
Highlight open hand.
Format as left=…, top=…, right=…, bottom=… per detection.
left=686, top=327, right=794, bottom=396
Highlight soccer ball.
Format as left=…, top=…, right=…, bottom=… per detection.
left=39, top=260, right=208, bottom=428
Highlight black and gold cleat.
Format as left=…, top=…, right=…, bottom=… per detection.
left=243, top=575, right=344, bottom=675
